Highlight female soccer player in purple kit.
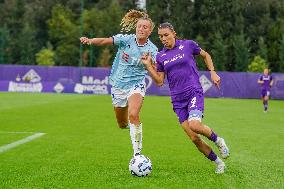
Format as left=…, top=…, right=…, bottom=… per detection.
left=141, top=22, right=230, bottom=174
left=257, top=68, right=273, bottom=112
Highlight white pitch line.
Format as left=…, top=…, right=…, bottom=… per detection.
left=0, top=132, right=46, bottom=153
left=0, top=131, right=35, bottom=134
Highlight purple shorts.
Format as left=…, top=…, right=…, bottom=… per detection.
left=172, top=92, right=204, bottom=124
left=261, top=89, right=270, bottom=97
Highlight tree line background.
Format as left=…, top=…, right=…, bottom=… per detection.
left=0, top=0, right=284, bottom=72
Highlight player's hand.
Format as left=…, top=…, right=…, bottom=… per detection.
left=80, top=37, right=92, bottom=45
left=141, top=52, right=152, bottom=69
left=210, top=71, right=221, bottom=89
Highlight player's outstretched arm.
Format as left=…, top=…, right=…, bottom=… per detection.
left=199, top=49, right=221, bottom=89
left=257, top=79, right=264, bottom=84
left=141, top=53, right=165, bottom=86
left=270, top=79, right=274, bottom=87
left=80, top=37, right=113, bottom=46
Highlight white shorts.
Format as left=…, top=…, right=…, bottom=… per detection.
left=111, top=82, right=146, bottom=107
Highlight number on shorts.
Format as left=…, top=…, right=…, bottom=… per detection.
left=134, top=84, right=145, bottom=93
left=190, top=97, right=197, bottom=108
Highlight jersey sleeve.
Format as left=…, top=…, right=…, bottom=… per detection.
left=259, top=75, right=263, bottom=81
left=112, top=34, right=131, bottom=47
left=188, top=40, right=201, bottom=55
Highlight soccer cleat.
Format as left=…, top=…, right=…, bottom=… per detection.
left=215, top=161, right=226, bottom=174
left=216, top=138, right=230, bottom=159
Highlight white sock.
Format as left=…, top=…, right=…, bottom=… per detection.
left=138, top=123, right=142, bottom=153
left=214, top=157, right=223, bottom=165
left=215, top=137, right=222, bottom=145
left=129, top=123, right=142, bottom=155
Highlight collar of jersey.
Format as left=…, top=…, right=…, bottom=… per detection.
left=163, top=39, right=181, bottom=51
left=135, top=36, right=149, bottom=47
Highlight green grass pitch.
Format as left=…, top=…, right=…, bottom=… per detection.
left=0, top=92, right=283, bottom=189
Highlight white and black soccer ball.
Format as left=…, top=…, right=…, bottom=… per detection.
left=129, top=154, right=152, bottom=177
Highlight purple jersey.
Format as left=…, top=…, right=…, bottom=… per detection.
left=156, top=40, right=202, bottom=101
left=259, top=74, right=273, bottom=90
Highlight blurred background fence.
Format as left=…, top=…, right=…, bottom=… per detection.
left=1, top=64, right=284, bottom=99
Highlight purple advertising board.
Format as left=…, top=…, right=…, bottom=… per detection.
left=0, top=64, right=284, bottom=99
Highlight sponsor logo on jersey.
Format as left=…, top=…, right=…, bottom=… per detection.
left=163, top=53, right=185, bottom=65
left=179, top=45, right=184, bottom=50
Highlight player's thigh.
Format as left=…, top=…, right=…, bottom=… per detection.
left=128, top=93, right=144, bottom=116
left=265, top=91, right=270, bottom=100
left=261, top=90, right=267, bottom=100
left=127, top=83, right=146, bottom=115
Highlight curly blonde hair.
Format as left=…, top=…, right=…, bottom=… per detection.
left=120, top=9, right=154, bottom=32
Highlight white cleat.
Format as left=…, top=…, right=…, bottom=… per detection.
left=216, top=138, right=230, bottom=159
left=215, top=161, right=226, bottom=174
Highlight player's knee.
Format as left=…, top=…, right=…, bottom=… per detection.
left=128, top=111, right=139, bottom=122
left=188, top=121, right=202, bottom=133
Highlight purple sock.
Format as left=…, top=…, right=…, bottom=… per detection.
left=207, top=150, right=217, bottom=161
left=209, top=130, right=218, bottom=142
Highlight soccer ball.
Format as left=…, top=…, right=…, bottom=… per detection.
left=129, top=154, right=152, bottom=177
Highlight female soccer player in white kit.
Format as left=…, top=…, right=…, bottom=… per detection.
left=80, top=10, right=158, bottom=156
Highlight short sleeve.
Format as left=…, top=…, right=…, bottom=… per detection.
left=112, top=34, right=131, bottom=46
left=259, top=75, right=263, bottom=81
left=156, top=55, right=164, bottom=72
left=189, top=40, right=201, bottom=55
left=270, top=75, right=273, bottom=81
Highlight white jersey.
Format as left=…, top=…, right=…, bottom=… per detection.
left=109, top=34, right=158, bottom=89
